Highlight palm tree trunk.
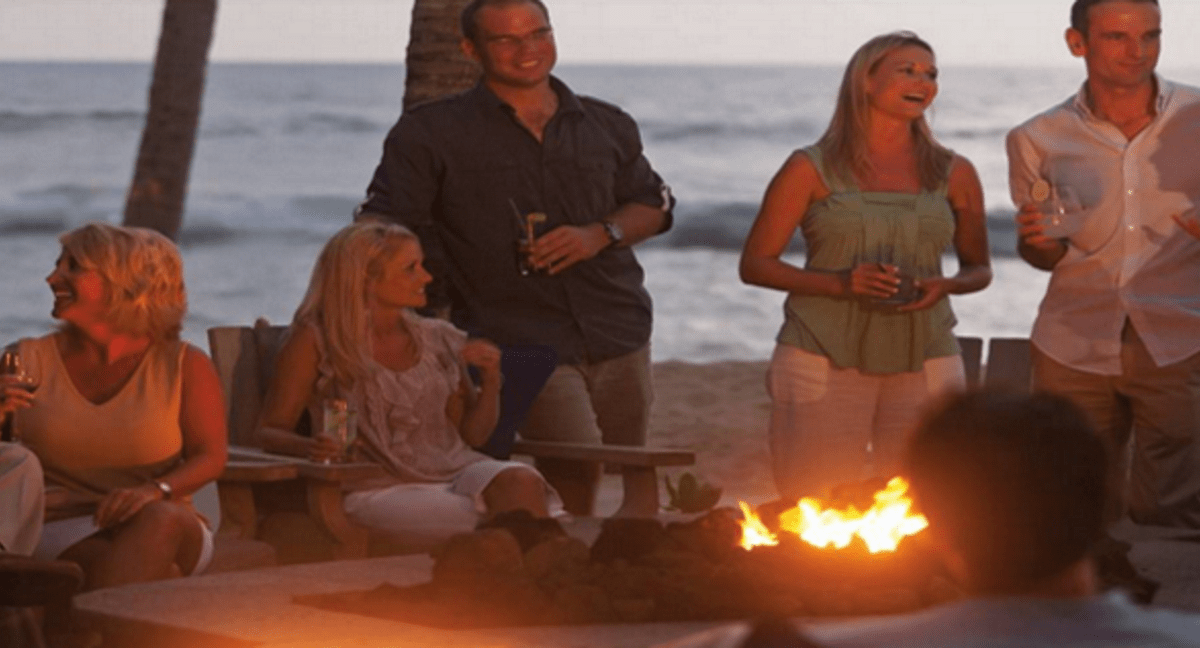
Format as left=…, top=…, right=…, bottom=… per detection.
left=123, top=0, right=217, bottom=240
left=404, top=0, right=480, bottom=110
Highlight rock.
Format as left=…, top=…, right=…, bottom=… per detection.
left=432, top=528, right=525, bottom=586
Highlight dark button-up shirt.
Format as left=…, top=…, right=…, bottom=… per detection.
left=359, top=77, right=673, bottom=364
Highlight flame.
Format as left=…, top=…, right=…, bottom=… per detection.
left=738, top=477, right=928, bottom=554
left=738, top=501, right=779, bottom=550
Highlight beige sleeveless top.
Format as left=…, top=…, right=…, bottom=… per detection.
left=14, top=335, right=188, bottom=516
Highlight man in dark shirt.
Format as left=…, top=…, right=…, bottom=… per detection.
left=357, top=0, right=673, bottom=515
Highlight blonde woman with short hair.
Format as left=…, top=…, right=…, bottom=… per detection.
left=2, top=222, right=227, bottom=590
left=740, top=32, right=992, bottom=502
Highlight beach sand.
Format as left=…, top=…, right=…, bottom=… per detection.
left=595, top=360, right=778, bottom=515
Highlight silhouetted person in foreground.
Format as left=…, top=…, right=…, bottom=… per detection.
left=660, top=390, right=1200, bottom=648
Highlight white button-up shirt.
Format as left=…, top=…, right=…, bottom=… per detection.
left=1007, top=77, right=1200, bottom=375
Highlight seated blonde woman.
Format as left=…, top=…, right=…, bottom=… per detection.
left=257, top=221, right=562, bottom=550
left=2, top=222, right=227, bottom=590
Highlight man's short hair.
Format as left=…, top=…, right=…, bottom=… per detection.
left=1071, top=0, right=1159, bottom=37
left=460, top=0, right=551, bottom=45
left=905, top=390, right=1107, bottom=593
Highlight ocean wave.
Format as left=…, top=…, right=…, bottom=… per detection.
left=641, top=117, right=822, bottom=143
left=937, top=126, right=1014, bottom=140
left=0, top=109, right=143, bottom=134
left=283, top=112, right=382, bottom=135
left=656, top=202, right=1020, bottom=257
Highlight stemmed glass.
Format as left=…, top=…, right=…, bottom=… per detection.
left=1, top=350, right=38, bottom=443
left=0, top=350, right=39, bottom=396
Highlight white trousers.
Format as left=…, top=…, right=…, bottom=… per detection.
left=767, top=345, right=964, bottom=502
left=0, top=442, right=43, bottom=555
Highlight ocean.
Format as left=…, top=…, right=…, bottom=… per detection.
left=3, top=61, right=1197, bottom=362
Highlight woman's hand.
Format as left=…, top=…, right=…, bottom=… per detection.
left=844, top=263, right=902, bottom=300
left=0, top=376, right=35, bottom=417
left=461, top=339, right=502, bottom=387
left=307, top=434, right=343, bottom=463
left=898, top=276, right=952, bottom=312
left=93, top=483, right=164, bottom=529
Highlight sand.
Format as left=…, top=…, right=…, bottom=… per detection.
left=631, top=360, right=778, bottom=513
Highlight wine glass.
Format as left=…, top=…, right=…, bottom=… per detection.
left=0, top=350, right=39, bottom=395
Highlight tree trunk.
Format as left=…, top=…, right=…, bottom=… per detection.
left=123, top=0, right=217, bottom=240
left=404, top=0, right=480, bottom=111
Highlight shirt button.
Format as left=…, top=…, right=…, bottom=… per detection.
left=1128, top=225, right=1135, bottom=231
left=1127, top=189, right=1134, bottom=196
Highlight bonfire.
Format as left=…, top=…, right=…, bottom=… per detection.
left=297, top=477, right=954, bottom=628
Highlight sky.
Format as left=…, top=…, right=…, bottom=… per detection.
left=3, top=0, right=1200, bottom=70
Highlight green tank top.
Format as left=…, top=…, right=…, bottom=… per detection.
left=777, top=145, right=960, bottom=373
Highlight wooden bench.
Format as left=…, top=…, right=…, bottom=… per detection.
left=208, top=322, right=697, bottom=560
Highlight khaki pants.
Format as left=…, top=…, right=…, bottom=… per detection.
left=520, top=345, right=653, bottom=448
left=1032, top=323, right=1200, bottom=527
left=519, top=346, right=653, bottom=515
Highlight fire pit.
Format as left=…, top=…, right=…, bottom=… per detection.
left=296, top=477, right=956, bottom=628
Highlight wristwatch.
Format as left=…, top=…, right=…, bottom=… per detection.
left=152, top=479, right=173, bottom=500
left=601, top=220, right=624, bottom=248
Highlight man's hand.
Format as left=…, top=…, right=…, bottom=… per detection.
left=1016, top=203, right=1062, bottom=250
left=1016, top=203, right=1067, bottom=270
left=529, top=224, right=609, bottom=275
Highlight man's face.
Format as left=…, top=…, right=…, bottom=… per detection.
left=1069, top=1, right=1161, bottom=90
left=463, top=1, right=556, bottom=91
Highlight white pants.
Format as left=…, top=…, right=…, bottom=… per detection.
left=0, top=442, right=43, bottom=555
left=343, top=459, right=563, bottom=552
left=767, top=345, right=964, bottom=501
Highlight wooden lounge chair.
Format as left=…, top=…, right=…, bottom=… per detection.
left=957, top=335, right=983, bottom=389
left=983, top=337, right=1033, bottom=392
left=207, top=322, right=697, bottom=562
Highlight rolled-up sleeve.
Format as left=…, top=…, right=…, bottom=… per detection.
left=605, top=109, right=675, bottom=233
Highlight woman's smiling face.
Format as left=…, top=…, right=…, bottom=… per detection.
left=46, top=249, right=108, bottom=325
left=866, top=45, right=939, bottom=121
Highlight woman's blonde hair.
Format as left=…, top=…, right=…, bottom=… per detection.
left=293, top=221, right=419, bottom=390
left=817, top=31, right=953, bottom=191
left=58, top=222, right=187, bottom=341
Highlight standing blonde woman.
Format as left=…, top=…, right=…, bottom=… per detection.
left=3, top=222, right=227, bottom=590
left=740, top=32, right=991, bottom=502
left=257, top=221, right=561, bottom=550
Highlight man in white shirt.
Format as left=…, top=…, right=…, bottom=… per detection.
left=1007, top=0, right=1200, bottom=527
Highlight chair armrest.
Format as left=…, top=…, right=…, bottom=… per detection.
left=511, top=440, right=695, bottom=467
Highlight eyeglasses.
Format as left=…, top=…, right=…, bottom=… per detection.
left=485, top=27, right=553, bottom=51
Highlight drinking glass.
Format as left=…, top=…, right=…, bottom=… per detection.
left=509, top=199, right=546, bottom=276
left=870, top=248, right=919, bottom=307
left=321, top=398, right=357, bottom=464
left=1037, top=183, right=1085, bottom=238
left=0, top=350, right=39, bottom=395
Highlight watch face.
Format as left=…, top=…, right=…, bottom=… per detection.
left=604, top=221, right=623, bottom=244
